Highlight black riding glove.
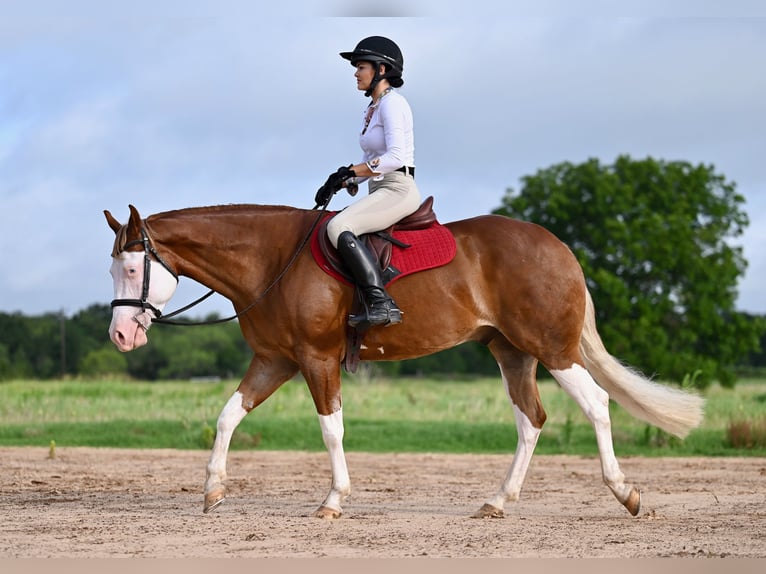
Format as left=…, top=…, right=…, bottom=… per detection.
left=315, top=164, right=356, bottom=206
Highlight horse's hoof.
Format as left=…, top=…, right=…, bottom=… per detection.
left=624, top=487, right=641, bottom=516
left=203, top=489, right=226, bottom=514
left=472, top=503, right=504, bottom=519
left=314, top=505, right=342, bottom=519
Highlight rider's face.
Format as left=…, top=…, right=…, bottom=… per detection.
left=354, top=61, right=378, bottom=92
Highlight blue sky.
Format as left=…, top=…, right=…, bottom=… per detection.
left=2, top=1, right=765, bottom=318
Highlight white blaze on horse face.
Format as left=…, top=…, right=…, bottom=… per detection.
left=108, top=251, right=178, bottom=351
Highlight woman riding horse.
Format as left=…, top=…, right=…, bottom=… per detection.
left=315, top=36, right=421, bottom=329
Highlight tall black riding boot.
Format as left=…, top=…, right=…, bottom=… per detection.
left=336, top=231, right=402, bottom=328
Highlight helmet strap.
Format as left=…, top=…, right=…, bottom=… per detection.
left=365, top=63, right=387, bottom=98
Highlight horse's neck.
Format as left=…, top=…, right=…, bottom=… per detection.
left=147, top=206, right=313, bottom=302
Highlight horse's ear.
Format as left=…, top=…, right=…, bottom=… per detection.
left=104, top=210, right=122, bottom=233
left=127, top=204, right=142, bottom=235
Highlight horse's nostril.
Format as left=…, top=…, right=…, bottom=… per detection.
left=112, top=330, right=127, bottom=347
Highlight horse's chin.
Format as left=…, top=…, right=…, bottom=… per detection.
left=128, top=328, right=148, bottom=350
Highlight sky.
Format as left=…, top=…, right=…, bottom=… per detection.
left=2, top=1, right=765, bottom=320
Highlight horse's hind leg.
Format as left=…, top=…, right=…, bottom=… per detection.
left=203, top=355, right=298, bottom=513
left=474, top=337, right=546, bottom=518
left=550, top=363, right=641, bottom=516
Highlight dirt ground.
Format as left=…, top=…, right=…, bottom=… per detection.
left=0, top=446, right=764, bottom=558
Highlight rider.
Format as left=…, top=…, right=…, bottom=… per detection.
left=316, top=36, right=421, bottom=329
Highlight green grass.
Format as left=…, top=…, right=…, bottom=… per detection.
left=0, top=376, right=764, bottom=455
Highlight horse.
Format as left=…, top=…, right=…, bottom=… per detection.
left=104, top=202, right=704, bottom=519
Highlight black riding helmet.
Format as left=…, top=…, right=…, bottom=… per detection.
left=340, top=36, right=404, bottom=96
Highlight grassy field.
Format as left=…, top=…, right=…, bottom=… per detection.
left=0, top=375, right=765, bottom=456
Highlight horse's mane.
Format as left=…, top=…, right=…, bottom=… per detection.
left=113, top=205, right=304, bottom=256
left=151, top=203, right=304, bottom=219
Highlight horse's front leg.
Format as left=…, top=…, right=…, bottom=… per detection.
left=315, top=408, right=350, bottom=518
left=203, top=391, right=248, bottom=513
left=203, top=355, right=298, bottom=513
left=302, top=359, right=350, bottom=519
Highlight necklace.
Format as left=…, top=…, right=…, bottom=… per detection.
left=362, top=87, right=394, bottom=135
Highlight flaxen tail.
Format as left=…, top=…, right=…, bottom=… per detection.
left=579, top=290, right=704, bottom=438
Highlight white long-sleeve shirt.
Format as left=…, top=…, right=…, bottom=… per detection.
left=359, top=89, right=415, bottom=180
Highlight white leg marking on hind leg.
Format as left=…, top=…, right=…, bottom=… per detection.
left=205, top=391, right=248, bottom=491
left=550, top=364, right=632, bottom=502
left=318, top=409, right=351, bottom=511
left=486, top=401, right=541, bottom=510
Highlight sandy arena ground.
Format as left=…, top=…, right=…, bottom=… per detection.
left=1, top=447, right=764, bottom=558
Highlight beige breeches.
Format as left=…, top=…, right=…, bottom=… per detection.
left=326, top=171, right=421, bottom=248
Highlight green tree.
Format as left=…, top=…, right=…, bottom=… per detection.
left=69, top=304, right=114, bottom=373
left=744, top=313, right=766, bottom=369
left=0, top=312, right=34, bottom=380
left=23, top=313, right=63, bottom=378
left=80, top=345, right=129, bottom=377
left=398, top=342, right=497, bottom=377
left=0, top=344, right=10, bottom=380
left=493, top=155, right=765, bottom=387
left=121, top=317, right=250, bottom=380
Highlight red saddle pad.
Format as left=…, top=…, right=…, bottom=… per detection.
left=310, top=216, right=457, bottom=286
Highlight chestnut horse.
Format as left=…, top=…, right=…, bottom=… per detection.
left=104, top=203, right=704, bottom=519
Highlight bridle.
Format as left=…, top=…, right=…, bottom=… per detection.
left=110, top=226, right=179, bottom=323
left=110, top=205, right=328, bottom=328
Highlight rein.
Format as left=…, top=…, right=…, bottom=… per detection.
left=112, top=205, right=329, bottom=327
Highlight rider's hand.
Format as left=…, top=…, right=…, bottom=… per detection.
left=345, top=179, right=359, bottom=197
left=315, top=164, right=356, bottom=206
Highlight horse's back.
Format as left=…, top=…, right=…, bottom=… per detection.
left=444, top=214, right=584, bottom=286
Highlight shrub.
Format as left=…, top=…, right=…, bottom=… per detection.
left=726, top=418, right=766, bottom=449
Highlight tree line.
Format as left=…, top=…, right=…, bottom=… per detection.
left=0, top=304, right=499, bottom=382
left=0, top=303, right=763, bottom=386
left=2, top=156, right=764, bottom=387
